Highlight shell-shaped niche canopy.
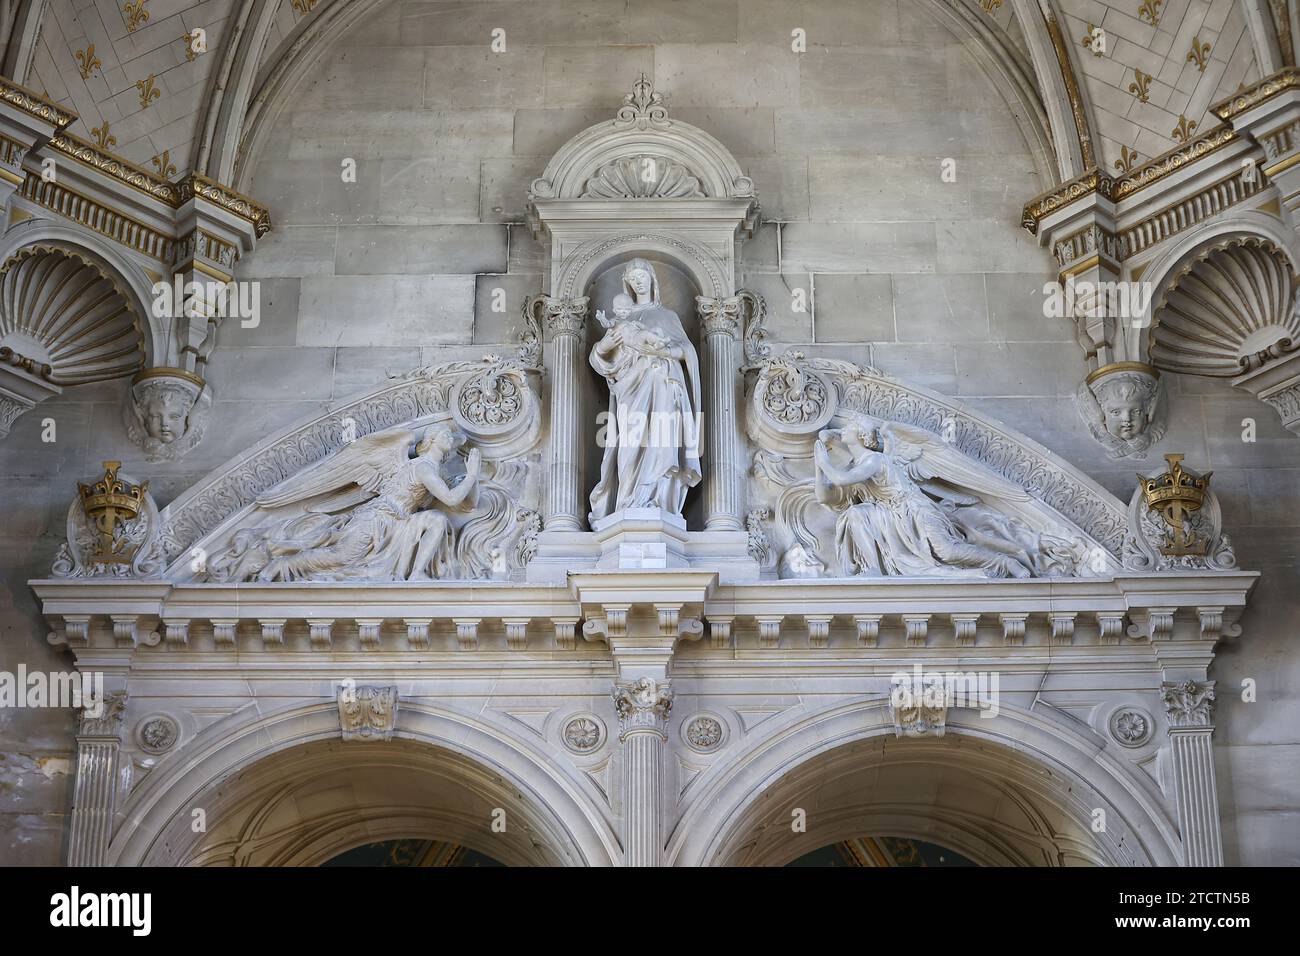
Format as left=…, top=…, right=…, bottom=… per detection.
left=0, top=244, right=145, bottom=386
left=1151, top=237, right=1300, bottom=376
left=528, top=74, right=756, bottom=202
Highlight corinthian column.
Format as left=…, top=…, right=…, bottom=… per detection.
left=68, top=691, right=127, bottom=867
left=696, top=295, right=743, bottom=531
left=538, top=296, right=589, bottom=530
left=1162, top=680, right=1223, bottom=866
left=612, top=677, right=673, bottom=866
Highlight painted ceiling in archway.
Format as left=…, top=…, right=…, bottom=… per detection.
left=788, top=837, right=977, bottom=868
left=323, top=839, right=504, bottom=867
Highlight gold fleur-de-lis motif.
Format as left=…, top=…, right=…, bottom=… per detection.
left=151, top=151, right=177, bottom=177
left=291, top=0, right=318, bottom=15
left=1114, top=145, right=1141, bottom=173
left=1187, top=35, right=1211, bottom=72
left=1171, top=115, right=1198, bottom=142
left=1128, top=69, right=1152, bottom=103
left=90, top=122, right=116, bottom=150
left=123, top=0, right=150, bottom=33
left=75, top=44, right=102, bottom=79
left=181, top=32, right=199, bottom=61
left=135, top=74, right=160, bottom=110
left=1081, top=24, right=1105, bottom=57
left=1137, top=0, right=1162, bottom=26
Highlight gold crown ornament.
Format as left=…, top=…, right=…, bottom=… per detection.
left=77, top=461, right=149, bottom=563
left=1137, top=454, right=1211, bottom=556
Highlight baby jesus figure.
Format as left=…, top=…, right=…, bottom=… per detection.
left=594, top=293, right=682, bottom=381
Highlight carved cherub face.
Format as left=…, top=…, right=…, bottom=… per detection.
left=1096, top=377, right=1153, bottom=440
left=141, top=385, right=192, bottom=444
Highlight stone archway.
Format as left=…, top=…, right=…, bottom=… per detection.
left=669, top=700, right=1183, bottom=868
left=105, top=702, right=620, bottom=867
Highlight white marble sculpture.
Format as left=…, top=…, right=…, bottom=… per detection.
left=814, top=414, right=1078, bottom=579
left=1075, top=364, right=1167, bottom=459
left=588, top=258, right=702, bottom=524
left=123, top=370, right=212, bottom=462
left=207, top=423, right=481, bottom=582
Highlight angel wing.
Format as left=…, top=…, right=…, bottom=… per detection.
left=255, top=425, right=418, bottom=511
left=879, top=420, right=1031, bottom=503
left=1074, top=380, right=1106, bottom=440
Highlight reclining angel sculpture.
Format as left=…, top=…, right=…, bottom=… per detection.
left=813, top=414, right=1078, bottom=579
left=207, top=423, right=481, bottom=582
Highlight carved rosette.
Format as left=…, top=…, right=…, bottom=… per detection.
left=136, top=714, right=179, bottom=753
left=612, top=677, right=673, bottom=740
left=449, top=356, right=540, bottom=459
left=562, top=714, right=606, bottom=754
left=1109, top=707, right=1154, bottom=747
left=1162, top=680, right=1215, bottom=729
left=747, top=350, right=835, bottom=455
left=682, top=714, right=725, bottom=753
left=338, top=683, right=398, bottom=742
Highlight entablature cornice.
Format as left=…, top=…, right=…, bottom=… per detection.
left=31, top=571, right=1256, bottom=656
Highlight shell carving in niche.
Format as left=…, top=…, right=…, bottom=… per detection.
left=0, top=245, right=143, bottom=385
left=1151, top=238, right=1300, bottom=376
left=580, top=155, right=707, bottom=199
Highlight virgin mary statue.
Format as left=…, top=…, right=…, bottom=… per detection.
left=589, top=258, right=703, bottom=524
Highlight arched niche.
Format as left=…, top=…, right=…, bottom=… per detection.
left=580, top=251, right=707, bottom=531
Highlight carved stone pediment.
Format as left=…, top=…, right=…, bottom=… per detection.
left=528, top=74, right=756, bottom=207
left=156, top=356, right=543, bottom=584
left=745, top=349, right=1128, bottom=581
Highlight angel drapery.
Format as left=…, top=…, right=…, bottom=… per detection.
left=207, top=424, right=482, bottom=582
left=814, top=415, right=1060, bottom=579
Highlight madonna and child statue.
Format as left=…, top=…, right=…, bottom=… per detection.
left=588, top=258, right=703, bottom=526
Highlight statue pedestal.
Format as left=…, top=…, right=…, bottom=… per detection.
left=525, top=514, right=761, bottom=584
left=593, top=508, right=691, bottom=571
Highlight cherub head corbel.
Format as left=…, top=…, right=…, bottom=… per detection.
left=1075, top=362, right=1167, bottom=459
left=123, top=368, right=212, bottom=462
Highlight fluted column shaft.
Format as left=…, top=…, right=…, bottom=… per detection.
left=540, top=296, right=588, bottom=531
left=1163, top=680, right=1223, bottom=866
left=67, top=692, right=126, bottom=867
left=697, top=296, right=743, bottom=531
left=613, top=677, right=672, bottom=867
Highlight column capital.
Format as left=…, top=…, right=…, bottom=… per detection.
left=1162, top=679, right=1215, bottom=729
left=76, top=689, right=127, bottom=740
left=539, top=294, right=589, bottom=339
left=612, top=677, right=673, bottom=740
left=696, top=294, right=742, bottom=338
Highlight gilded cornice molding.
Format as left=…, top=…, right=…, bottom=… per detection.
left=0, top=76, right=76, bottom=129
left=47, top=135, right=271, bottom=237
left=1022, top=124, right=1238, bottom=234
left=1211, top=67, right=1300, bottom=121
left=49, top=131, right=180, bottom=204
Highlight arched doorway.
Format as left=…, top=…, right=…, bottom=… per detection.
left=670, top=701, right=1182, bottom=867
left=105, top=703, right=619, bottom=867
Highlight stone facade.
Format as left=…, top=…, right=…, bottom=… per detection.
left=1, top=0, right=1298, bottom=867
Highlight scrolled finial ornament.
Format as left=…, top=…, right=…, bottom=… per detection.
left=1075, top=362, right=1167, bottom=459
left=123, top=367, right=211, bottom=462
left=614, top=72, right=670, bottom=130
